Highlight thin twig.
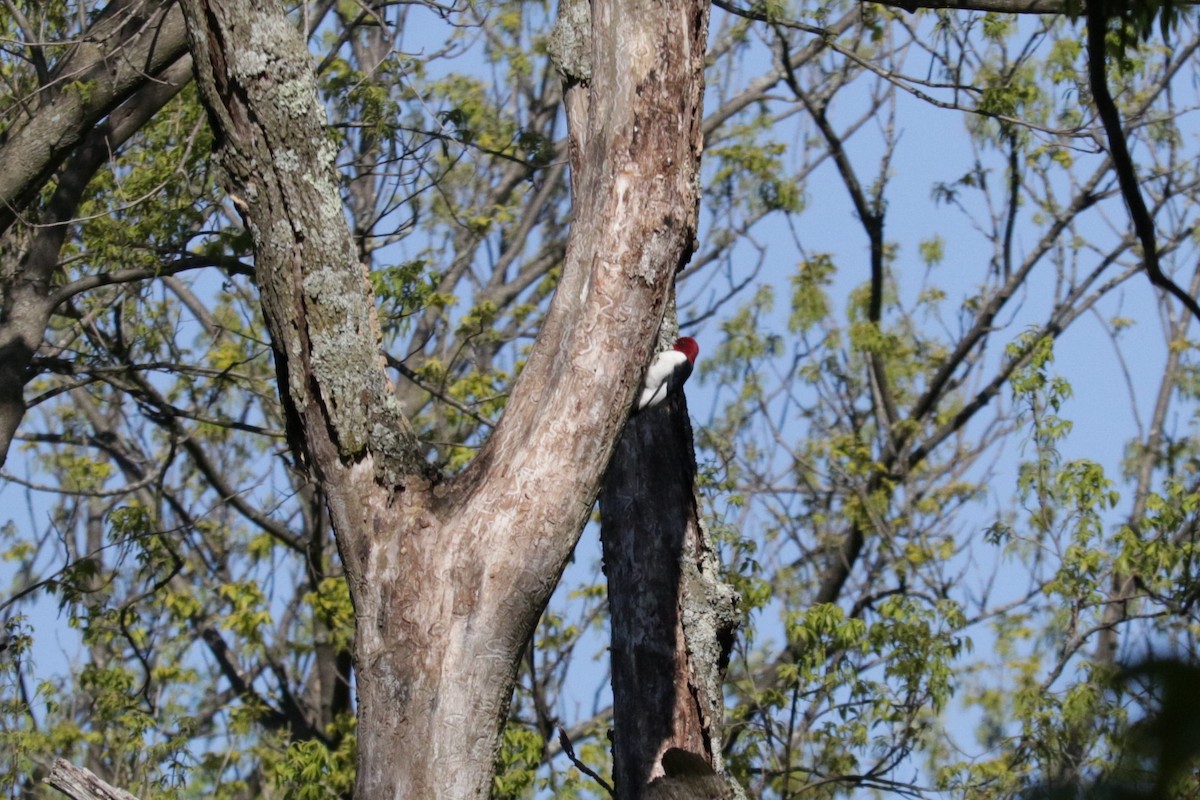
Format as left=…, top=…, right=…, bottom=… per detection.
left=557, top=727, right=615, bottom=797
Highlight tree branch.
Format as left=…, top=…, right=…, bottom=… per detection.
left=45, top=759, right=139, bottom=800
left=0, top=0, right=190, bottom=236
left=1085, top=3, right=1200, bottom=324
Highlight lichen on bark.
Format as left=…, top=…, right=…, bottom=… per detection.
left=547, top=0, right=593, bottom=83
left=680, top=520, right=743, bottom=793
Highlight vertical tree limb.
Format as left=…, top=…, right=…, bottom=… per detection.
left=601, top=396, right=742, bottom=799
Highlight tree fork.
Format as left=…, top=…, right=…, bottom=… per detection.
left=179, top=0, right=711, bottom=795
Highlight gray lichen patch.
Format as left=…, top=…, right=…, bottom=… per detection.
left=680, top=525, right=742, bottom=785
left=547, top=0, right=592, bottom=83
left=299, top=254, right=420, bottom=476
left=232, top=11, right=322, bottom=123
left=272, top=75, right=323, bottom=122
left=274, top=148, right=301, bottom=173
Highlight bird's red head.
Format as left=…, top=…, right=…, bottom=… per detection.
left=673, top=336, right=699, bottom=364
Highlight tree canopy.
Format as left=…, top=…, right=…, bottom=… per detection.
left=3, top=0, right=1200, bottom=797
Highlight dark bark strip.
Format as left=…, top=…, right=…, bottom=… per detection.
left=601, top=396, right=741, bottom=799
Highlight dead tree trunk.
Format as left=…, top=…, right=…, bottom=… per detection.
left=177, top=0, right=710, bottom=795
left=601, top=393, right=743, bottom=800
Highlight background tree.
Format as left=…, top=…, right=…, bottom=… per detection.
left=3, top=0, right=1200, bottom=798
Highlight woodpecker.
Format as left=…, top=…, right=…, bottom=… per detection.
left=635, top=336, right=699, bottom=411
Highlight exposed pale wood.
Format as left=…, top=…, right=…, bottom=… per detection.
left=45, top=759, right=140, bottom=800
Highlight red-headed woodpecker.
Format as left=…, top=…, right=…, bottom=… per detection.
left=635, top=336, right=699, bottom=411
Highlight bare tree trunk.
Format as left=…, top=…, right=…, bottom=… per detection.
left=177, top=0, right=709, bottom=795
left=601, top=396, right=742, bottom=799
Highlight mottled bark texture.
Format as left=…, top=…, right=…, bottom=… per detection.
left=602, top=396, right=742, bottom=800
left=178, top=0, right=709, bottom=795
left=45, top=758, right=139, bottom=800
